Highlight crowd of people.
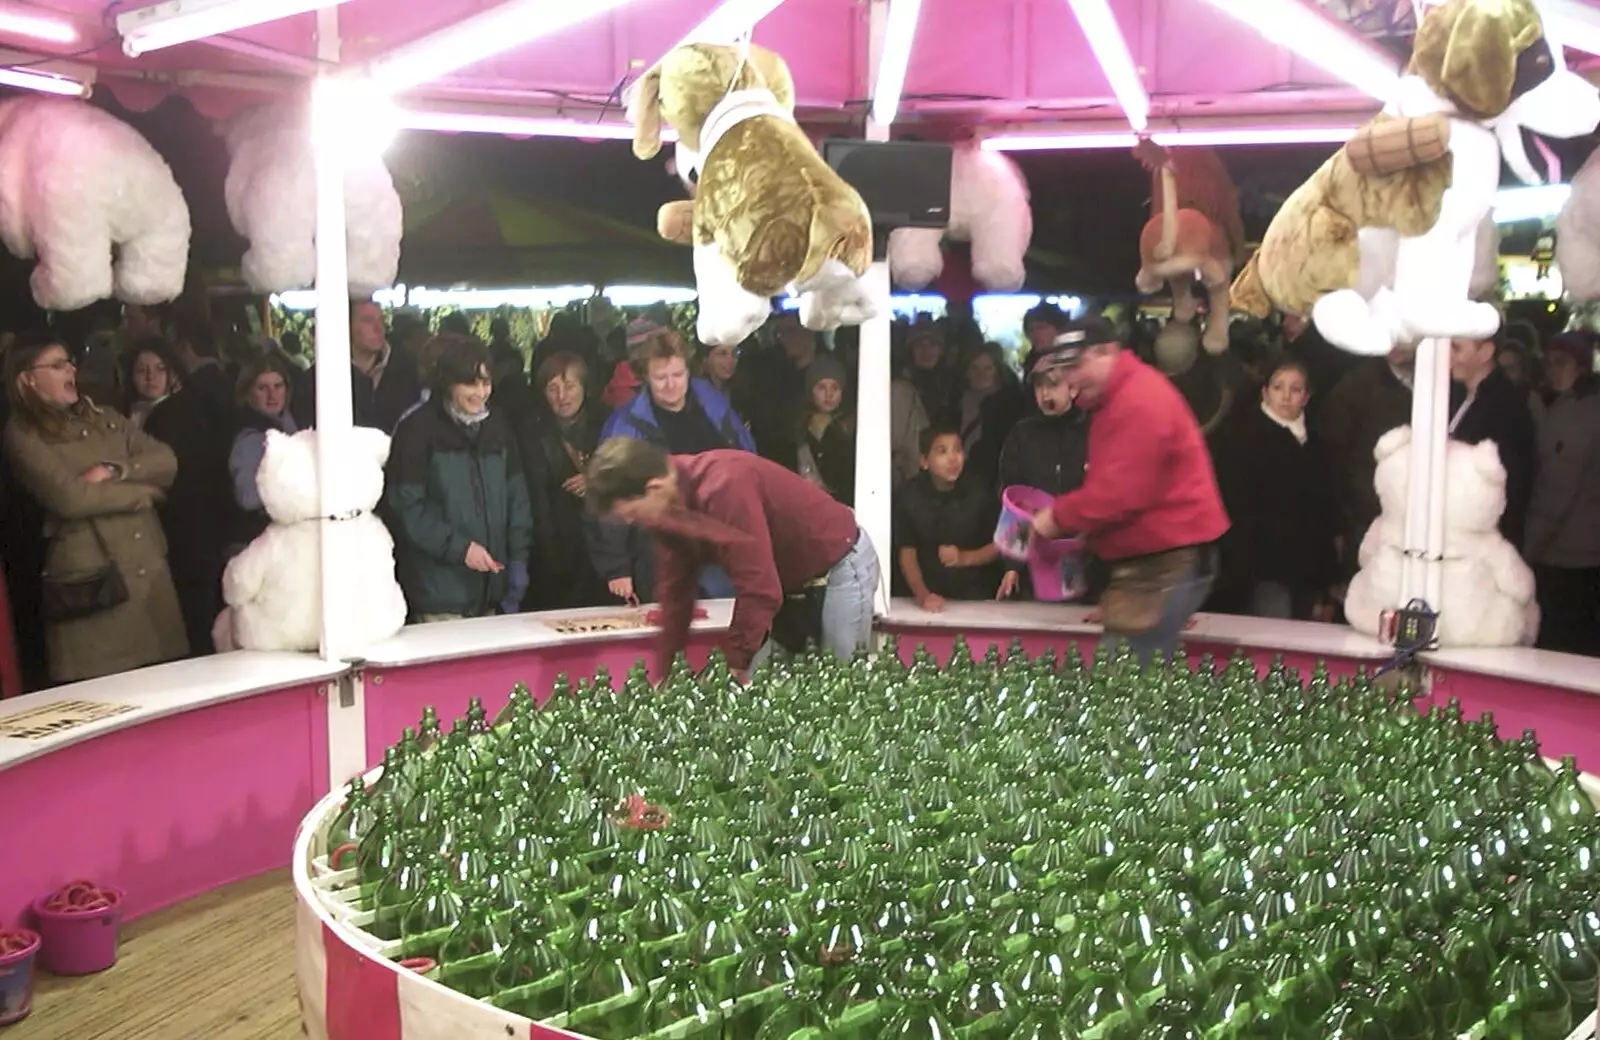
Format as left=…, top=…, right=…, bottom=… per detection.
left=0, top=293, right=1595, bottom=692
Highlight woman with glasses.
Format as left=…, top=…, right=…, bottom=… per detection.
left=2, top=338, right=187, bottom=681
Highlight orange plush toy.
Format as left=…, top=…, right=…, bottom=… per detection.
left=1132, top=141, right=1245, bottom=355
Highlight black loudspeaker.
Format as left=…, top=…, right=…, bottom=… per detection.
left=821, top=139, right=953, bottom=232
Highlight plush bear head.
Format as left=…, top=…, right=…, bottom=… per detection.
left=256, top=427, right=392, bottom=526
left=1372, top=424, right=1507, bottom=535
left=629, top=42, right=796, bottom=160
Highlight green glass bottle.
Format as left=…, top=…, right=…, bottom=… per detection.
left=436, top=890, right=509, bottom=998
left=1064, top=948, right=1140, bottom=1039
left=754, top=981, right=833, bottom=1039
left=490, top=909, right=568, bottom=1022
left=946, top=951, right=1016, bottom=1038
left=1484, top=937, right=1573, bottom=1040
left=883, top=979, right=959, bottom=1039
left=729, top=927, right=802, bottom=1036
left=567, top=916, right=647, bottom=1040
left=1536, top=909, right=1600, bottom=1016
left=642, top=958, right=722, bottom=1038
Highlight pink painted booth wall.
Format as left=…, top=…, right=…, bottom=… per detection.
left=1425, top=668, right=1600, bottom=777
left=361, top=635, right=719, bottom=769
left=0, top=682, right=328, bottom=929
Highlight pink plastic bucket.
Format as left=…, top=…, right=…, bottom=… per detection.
left=31, top=888, right=122, bottom=976
left=996, top=486, right=1054, bottom=561
left=0, top=929, right=41, bottom=1025
left=1028, top=537, right=1087, bottom=602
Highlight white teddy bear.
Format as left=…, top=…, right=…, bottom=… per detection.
left=0, top=97, right=190, bottom=311
left=1345, top=426, right=1539, bottom=648
left=1556, top=147, right=1600, bottom=302
left=214, top=427, right=406, bottom=654
left=221, top=101, right=402, bottom=296
left=888, top=144, right=1032, bottom=292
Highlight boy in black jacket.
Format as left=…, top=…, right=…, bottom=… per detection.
left=895, top=425, right=1004, bottom=611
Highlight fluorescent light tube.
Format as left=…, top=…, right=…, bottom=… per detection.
left=368, top=0, right=638, bottom=93
left=983, top=124, right=1361, bottom=151
left=0, top=64, right=88, bottom=96
left=397, top=106, right=679, bottom=142
left=1066, top=0, right=1149, bottom=131
left=871, top=0, right=923, bottom=125
left=0, top=5, right=78, bottom=45
left=1202, top=0, right=1401, bottom=101
left=118, top=0, right=354, bottom=57
left=674, top=0, right=791, bottom=47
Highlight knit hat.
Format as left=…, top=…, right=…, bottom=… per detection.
left=626, top=316, right=667, bottom=350
left=1547, top=331, right=1596, bottom=368
left=806, top=352, right=849, bottom=395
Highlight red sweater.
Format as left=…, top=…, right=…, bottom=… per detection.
left=645, top=451, right=859, bottom=671
left=1050, top=351, right=1229, bottom=560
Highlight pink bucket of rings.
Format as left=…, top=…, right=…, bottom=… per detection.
left=1029, top=536, right=1088, bottom=602
left=996, top=486, right=1054, bottom=562
left=31, top=881, right=123, bottom=976
left=0, top=929, right=42, bottom=1025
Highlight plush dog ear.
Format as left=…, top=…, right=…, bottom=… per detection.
left=628, top=64, right=664, bottom=160
left=1412, top=0, right=1542, bottom=118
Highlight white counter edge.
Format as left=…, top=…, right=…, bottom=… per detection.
left=0, top=602, right=737, bottom=774
left=356, top=599, right=736, bottom=669
left=880, top=598, right=1397, bottom=660
left=0, top=651, right=347, bottom=772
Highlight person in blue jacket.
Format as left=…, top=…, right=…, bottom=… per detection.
left=592, top=319, right=755, bottom=603
left=385, top=334, right=534, bottom=621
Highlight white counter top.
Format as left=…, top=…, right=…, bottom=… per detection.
left=358, top=599, right=735, bottom=668
left=1425, top=646, right=1600, bottom=696
left=880, top=599, right=1394, bottom=660
left=0, top=651, right=346, bottom=772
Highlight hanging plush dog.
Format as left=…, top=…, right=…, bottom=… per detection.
left=629, top=42, right=877, bottom=347
left=1132, top=141, right=1245, bottom=355
left=1230, top=0, right=1600, bottom=355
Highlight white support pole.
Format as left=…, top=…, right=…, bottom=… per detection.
left=311, top=9, right=356, bottom=665
left=310, top=6, right=369, bottom=792
left=1402, top=337, right=1442, bottom=607
left=1423, top=335, right=1450, bottom=611
left=855, top=0, right=893, bottom=615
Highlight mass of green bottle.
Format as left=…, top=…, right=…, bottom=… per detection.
left=324, top=638, right=1600, bottom=1039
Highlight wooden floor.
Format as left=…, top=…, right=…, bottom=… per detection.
left=10, top=870, right=301, bottom=1040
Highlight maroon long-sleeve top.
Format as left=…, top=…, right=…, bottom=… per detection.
left=642, top=450, right=859, bottom=671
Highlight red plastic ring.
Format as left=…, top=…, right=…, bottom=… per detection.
left=398, top=957, right=435, bottom=973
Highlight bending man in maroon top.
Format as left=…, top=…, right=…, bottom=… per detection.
left=586, top=439, right=880, bottom=679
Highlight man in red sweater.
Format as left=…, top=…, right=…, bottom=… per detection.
left=586, top=439, right=879, bottom=679
left=1028, top=318, right=1230, bottom=661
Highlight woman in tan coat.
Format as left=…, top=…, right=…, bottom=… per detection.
left=4, top=339, right=188, bottom=682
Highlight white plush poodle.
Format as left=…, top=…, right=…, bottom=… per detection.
left=1345, top=426, right=1538, bottom=648
left=1556, top=147, right=1600, bottom=302
left=888, top=144, right=1032, bottom=292
left=214, top=428, right=406, bottom=653
left=0, top=97, right=190, bottom=311
left=221, top=102, right=402, bottom=296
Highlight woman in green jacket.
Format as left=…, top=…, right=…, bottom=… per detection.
left=385, top=335, right=533, bottom=621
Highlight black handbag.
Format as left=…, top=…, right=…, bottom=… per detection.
left=41, top=519, right=130, bottom=623
left=769, top=580, right=828, bottom=654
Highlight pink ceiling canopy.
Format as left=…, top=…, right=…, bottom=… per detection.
left=1, top=0, right=1593, bottom=132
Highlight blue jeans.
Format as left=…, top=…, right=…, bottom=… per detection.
left=752, top=528, right=880, bottom=667
left=698, top=564, right=735, bottom=599
left=1104, top=552, right=1215, bottom=666
left=818, top=528, right=880, bottom=659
